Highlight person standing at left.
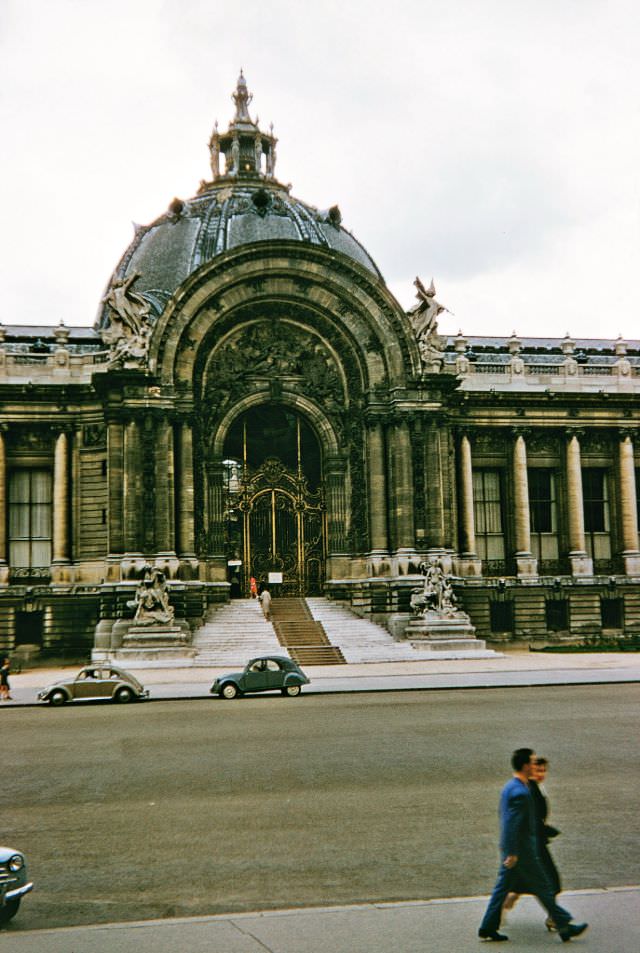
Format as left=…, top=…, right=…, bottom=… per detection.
left=0, top=657, right=11, bottom=700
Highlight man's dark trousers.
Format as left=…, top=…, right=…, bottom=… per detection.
left=479, top=855, right=572, bottom=935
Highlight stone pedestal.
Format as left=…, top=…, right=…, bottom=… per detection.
left=569, top=553, right=593, bottom=576
left=453, top=555, right=483, bottom=577
left=404, top=609, right=487, bottom=652
left=122, top=623, right=189, bottom=647
left=93, top=618, right=196, bottom=663
left=515, top=554, right=538, bottom=577
left=622, top=552, right=640, bottom=577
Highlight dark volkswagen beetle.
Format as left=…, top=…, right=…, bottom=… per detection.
left=211, top=655, right=310, bottom=699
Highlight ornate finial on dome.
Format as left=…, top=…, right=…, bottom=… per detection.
left=232, top=70, right=253, bottom=123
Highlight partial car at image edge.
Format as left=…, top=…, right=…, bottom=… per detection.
left=0, top=847, right=32, bottom=927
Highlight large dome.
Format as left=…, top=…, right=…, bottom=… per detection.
left=97, top=74, right=381, bottom=329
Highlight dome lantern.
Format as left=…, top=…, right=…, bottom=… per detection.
left=209, top=71, right=277, bottom=181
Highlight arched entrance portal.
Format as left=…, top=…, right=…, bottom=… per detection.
left=223, top=406, right=325, bottom=596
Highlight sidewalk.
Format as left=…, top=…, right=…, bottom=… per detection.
left=1, top=888, right=636, bottom=952
left=3, top=650, right=640, bottom=706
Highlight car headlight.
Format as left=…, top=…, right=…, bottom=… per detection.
left=8, top=854, right=24, bottom=872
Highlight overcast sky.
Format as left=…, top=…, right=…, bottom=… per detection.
left=1, top=0, right=638, bottom=340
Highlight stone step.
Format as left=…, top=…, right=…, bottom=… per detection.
left=288, top=645, right=346, bottom=665
left=192, top=598, right=283, bottom=665
left=305, top=597, right=494, bottom=661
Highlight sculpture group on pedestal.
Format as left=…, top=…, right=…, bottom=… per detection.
left=410, top=557, right=458, bottom=618
left=129, top=565, right=175, bottom=626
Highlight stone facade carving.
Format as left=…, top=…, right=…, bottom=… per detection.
left=408, top=277, right=448, bottom=373
left=410, top=558, right=458, bottom=618
left=129, top=565, right=175, bottom=626
left=101, top=273, right=155, bottom=368
left=204, top=321, right=344, bottom=413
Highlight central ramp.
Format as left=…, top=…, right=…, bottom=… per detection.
left=270, top=598, right=346, bottom=665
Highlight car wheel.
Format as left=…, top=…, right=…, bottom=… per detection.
left=282, top=684, right=301, bottom=697
left=220, top=682, right=238, bottom=699
left=0, top=898, right=20, bottom=925
left=115, top=687, right=133, bottom=703
left=49, top=689, right=67, bottom=706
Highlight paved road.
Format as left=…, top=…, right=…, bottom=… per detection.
left=5, top=685, right=639, bottom=933
left=5, top=652, right=640, bottom=707
left=2, top=889, right=638, bottom=952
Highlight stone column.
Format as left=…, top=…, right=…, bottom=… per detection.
left=206, top=460, right=225, bottom=556
left=123, top=418, right=143, bottom=556
left=178, top=420, right=196, bottom=558
left=366, top=419, right=388, bottom=554
left=619, top=431, right=640, bottom=575
left=513, top=432, right=537, bottom=576
left=52, top=428, right=70, bottom=564
left=456, top=433, right=482, bottom=576
left=425, top=423, right=445, bottom=551
left=389, top=419, right=415, bottom=553
left=107, top=420, right=125, bottom=557
left=154, top=415, right=176, bottom=555
left=566, top=431, right=592, bottom=575
left=326, top=454, right=348, bottom=554
left=0, top=425, right=8, bottom=583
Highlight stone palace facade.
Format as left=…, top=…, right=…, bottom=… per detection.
left=1, top=73, right=639, bottom=657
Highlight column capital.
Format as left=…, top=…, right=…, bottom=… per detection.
left=564, top=426, right=585, bottom=440
left=618, top=426, right=638, bottom=440
left=511, top=426, right=531, bottom=439
left=363, top=411, right=388, bottom=429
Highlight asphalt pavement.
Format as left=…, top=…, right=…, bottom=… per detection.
left=4, top=652, right=639, bottom=950
left=1, top=889, right=637, bottom=952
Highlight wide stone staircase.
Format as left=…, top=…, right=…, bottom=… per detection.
left=191, top=596, right=496, bottom=666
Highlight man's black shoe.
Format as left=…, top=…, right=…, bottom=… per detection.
left=559, top=922, right=588, bottom=942
left=478, top=929, right=509, bottom=941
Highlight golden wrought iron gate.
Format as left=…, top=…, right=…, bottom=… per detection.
left=222, top=409, right=326, bottom=596
left=241, top=458, right=325, bottom=595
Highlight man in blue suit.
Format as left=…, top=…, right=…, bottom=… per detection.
left=478, top=748, right=588, bottom=943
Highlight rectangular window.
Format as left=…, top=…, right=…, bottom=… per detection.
left=9, top=470, right=53, bottom=568
left=529, top=469, right=559, bottom=568
left=473, top=469, right=505, bottom=567
left=582, top=468, right=611, bottom=567
left=490, top=600, right=514, bottom=633
left=583, top=468, right=608, bottom=532
left=529, top=469, right=554, bottom=533
left=601, top=597, right=623, bottom=630
left=546, top=599, right=568, bottom=632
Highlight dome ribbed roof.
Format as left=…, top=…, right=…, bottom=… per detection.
left=96, top=74, right=381, bottom=329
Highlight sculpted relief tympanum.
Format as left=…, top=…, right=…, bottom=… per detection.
left=204, top=320, right=345, bottom=415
